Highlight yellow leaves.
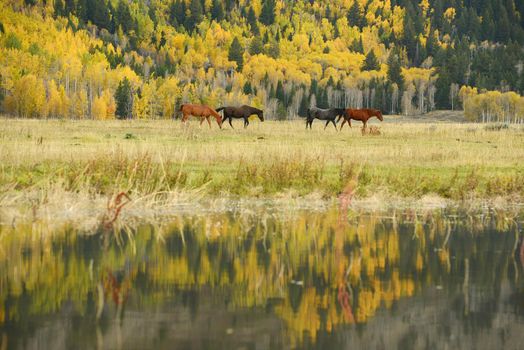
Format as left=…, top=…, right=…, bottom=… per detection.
left=444, top=7, right=456, bottom=22
left=46, top=80, right=69, bottom=118
left=462, top=89, right=524, bottom=122
left=3, top=74, right=46, bottom=118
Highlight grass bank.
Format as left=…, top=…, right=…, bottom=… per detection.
left=1, top=117, right=523, bottom=212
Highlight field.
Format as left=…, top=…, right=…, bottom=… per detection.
left=1, top=116, right=524, bottom=216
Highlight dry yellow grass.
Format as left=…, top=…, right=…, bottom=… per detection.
left=1, top=117, right=523, bottom=209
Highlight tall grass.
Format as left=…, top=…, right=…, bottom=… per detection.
left=1, top=117, right=523, bottom=216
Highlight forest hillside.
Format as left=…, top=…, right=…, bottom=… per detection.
left=1, top=0, right=524, bottom=122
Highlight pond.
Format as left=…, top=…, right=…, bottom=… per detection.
left=1, top=206, right=524, bottom=349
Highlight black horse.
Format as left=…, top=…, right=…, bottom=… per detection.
left=216, top=105, right=264, bottom=128
left=305, top=107, right=346, bottom=130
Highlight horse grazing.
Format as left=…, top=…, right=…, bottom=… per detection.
left=305, top=107, right=346, bottom=130
left=180, top=104, right=223, bottom=128
left=216, top=105, right=264, bottom=129
left=338, top=108, right=383, bottom=130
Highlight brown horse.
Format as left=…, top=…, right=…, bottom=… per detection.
left=216, top=105, right=264, bottom=129
left=338, top=108, right=383, bottom=130
left=180, top=104, right=223, bottom=128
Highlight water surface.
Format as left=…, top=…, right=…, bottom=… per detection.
left=1, top=207, right=523, bottom=349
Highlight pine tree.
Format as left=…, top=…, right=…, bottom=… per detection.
left=348, top=1, right=365, bottom=28
left=362, top=50, right=380, bottom=71
left=350, top=37, right=364, bottom=53
left=260, top=0, right=276, bottom=26
left=276, top=80, right=285, bottom=105
left=267, top=40, right=280, bottom=58
left=64, top=0, right=75, bottom=16
left=116, top=0, right=133, bottom=32
left=76, top=0, right=88, bottom=22
left=387, top=49, right=404, bottom=90
left=249, top=36, right=264, bottom=55
left=169, top=0, right=186, bottom=27
left=228, top=37, right=244, bottom=71
left=87, top=0, right=111, bottom=30
left=298, top=93, right=309, bottom=117
left=54, top=0, right=64, bottom=17
left=211, top=0, right=224, bottom=22
left=185, top=0, right=204, bottom=32
left=243, top=81, right=252, bottom=95
left=247, top=7, right=259, bottom=35
left=115, top=78, right=133, bottom=119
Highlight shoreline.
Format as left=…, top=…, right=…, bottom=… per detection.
left=2, top=191, right=523, bottom=232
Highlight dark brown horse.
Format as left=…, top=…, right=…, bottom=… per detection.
left=304, top=107, right=346, bottom=130
left=338, top=108, right=383, bottom=130
left=180, top=104, right=223, bottom=128
left=216, top=105, right=264, bottom=128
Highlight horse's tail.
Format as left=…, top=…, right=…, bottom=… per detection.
left=179, top=104, right=185, bottom=111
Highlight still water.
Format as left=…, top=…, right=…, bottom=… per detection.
left=1, top=206, right=524, bottom=349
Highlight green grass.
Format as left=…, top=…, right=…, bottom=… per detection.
left=1, top=117, right=524, bottom=206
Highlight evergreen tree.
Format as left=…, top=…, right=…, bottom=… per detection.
left=387, top=49, right=404, bottom=90
left=249, top=36, right=264, bottom=55
left=267, top=40, right=280, bottom=58
left=211, top=0, right=224, bottom=22
left=76, top=0, right=88, bottom=22
left=169, top=0, right=186, bottom=27
left=350, top=37, right=364, bottom=53
left=362, top=50, right=380, bottom=71
left=228, top=37, right=244, bottom=71
left=64, top=0, right=75, bottom=16
left=87, top=0, right=111, bottom=30
left=185, top=0, right=204, bottom=32
left=347, top=1, right=365, bottom=28
left=298, top=93, right=309, bottom=117
left=247, top=7, right=259, bottom=35
left=243, top=81, right=252, bottom=95
left=115, top=0, right=133, bottom=33
left=260, top=0, right=276, bottom=26
left=54, top=0, right=64, bottom=17
left=115, top=78, right=133, bottom=119
left=276, top=80, right=285, bottom=104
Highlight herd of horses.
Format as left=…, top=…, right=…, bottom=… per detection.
left=179, top=104, right=383, bottom=131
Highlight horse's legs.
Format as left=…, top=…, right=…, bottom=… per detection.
left=244, top=118, right=249, bottom=128
left=199, top=117, right=205, bottom=126
left=331, top=119, right=337, bottom=130
left=324, top=120, right=330, bottom=130
left=206, top=116, right=212, bottom=128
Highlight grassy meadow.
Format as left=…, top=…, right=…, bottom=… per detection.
left=1, top=116, right=524, bottom=214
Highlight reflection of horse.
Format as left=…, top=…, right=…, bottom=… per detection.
left=180, top=104, right=223, bottom=128
left=338, top=108, right=383, bottom=130
left=305, top=107, right=346, bottom=130
left=216, top=105, right=264, bottom=129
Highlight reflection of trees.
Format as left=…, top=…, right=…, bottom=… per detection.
left=0, top=208, right=522, bottom=348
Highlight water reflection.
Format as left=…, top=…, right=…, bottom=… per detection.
left=0, top=207, right=523, bottom=349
